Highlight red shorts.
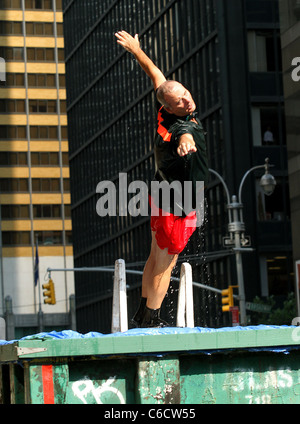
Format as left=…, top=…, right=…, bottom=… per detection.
left=149, top=195, right=197, bottom=255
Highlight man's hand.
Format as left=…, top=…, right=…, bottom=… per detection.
left=115, top=30, right=166, bottom=90
left=115, top=31, right=140, bottom=55
left=177, top=133, right=197, bottom=157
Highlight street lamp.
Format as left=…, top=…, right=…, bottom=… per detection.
left=209, top=158, right=276, bottom=325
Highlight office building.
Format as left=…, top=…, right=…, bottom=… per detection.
left=0, top=0, right=74, bottom=339
left=279, top=1, right=300, bottom=262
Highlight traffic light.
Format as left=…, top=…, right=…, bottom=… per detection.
left=221, top=286, right=234, bottom=312
left=42, top=279, right=56, bottom=305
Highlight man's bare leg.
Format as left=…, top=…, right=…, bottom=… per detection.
left=142, top=232, right=178, bottom=309
left=132, top=232, right=178, bottom=327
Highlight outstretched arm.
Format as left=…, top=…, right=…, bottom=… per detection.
left=177, top=133, right=197, bottom=157
left=115, top=31, right=166, bottom=91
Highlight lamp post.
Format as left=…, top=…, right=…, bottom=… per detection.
left=209, top=158, right=276, bottom=325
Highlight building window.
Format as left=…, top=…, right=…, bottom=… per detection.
left=57, top=48, right=64, bottom=61
left=61, top=126, right=68, bottom=139
left=56, top=23, right=64, bottom=36
left=1, top=205, right=30, bottom=219
left=251, top=104, right=286, bottom=146
left=0, top=0, right=22, bottom=8
left=0, top=152, right=27, bottom=166
left=27, top=73, right=56, bottom=87
left=32, top=178, right=60, bottom=192
left=0, top=125, right=27, bottom=139
left=26, top=22, right=54, bottom=36
left=33, top=204, right=62, bottom=218
left=30, top=126, right=58, bottom=139
left=63, top=178, right=70, bottom=191
left=64, top=204, right=71, bottom=217
left=248, top=30, right=282, bottom=72
left=260, top=254, right=294, bottom=297
left=0, top=178, right=28, bottom=192
left=25, top=0, right=53, bottom=10
left=0, top=47, right=24, bottom=61
left=27, top=74, right=65, bottom=88
left=0, top=99, right=25, bottom=113
left=36, top=231, right=72, bottom=245
left=26, top=48, right=64, bottom=62
left=65, top=231, right=72, bottom=244
left=4, top=73, right=25, bottom=87
left=29, top=100, right=57, bottom=113
left=0, top=21, right=23, bottom=35
left=245, top=0, right=279, bottom=24
left=31, top=178, right=69, bottom=192
left=27, top=48, right=55, bottom=61
left=59, top=74, right=66, bottom=87
left=31, top=151, right=68, bottom=165
left=2, top=231, right=31, bottom=246
left=2, top=230, right=71, bottom=246
left=31, top=152, right=58, bottom=165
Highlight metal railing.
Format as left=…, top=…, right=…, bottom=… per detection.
left=47, top=258, right=239, bottom=332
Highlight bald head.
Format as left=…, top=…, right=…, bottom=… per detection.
left=156, top=80, right=196, bottom=116
left=156, top=80, right=181, bottom=107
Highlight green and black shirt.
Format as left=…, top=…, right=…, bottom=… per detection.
left=151, top=106, right=208, bottom=216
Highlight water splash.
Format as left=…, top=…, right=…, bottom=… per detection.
left=161, top=200, right=215, bottom=327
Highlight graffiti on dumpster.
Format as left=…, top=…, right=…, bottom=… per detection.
left=69, top=363, right=299, bottom=404
left=222, top=368, right=294, bottom=404
left=72, top=376, right=125, bottom=404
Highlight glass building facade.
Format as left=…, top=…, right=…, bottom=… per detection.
left=63, top=0, right=292, bottom=333
left=278, top=0, right=300, bottom=263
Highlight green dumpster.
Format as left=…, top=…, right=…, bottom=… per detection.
left=1, top=325, right=300, bottom=404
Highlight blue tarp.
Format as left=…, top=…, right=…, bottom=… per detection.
left=0, top=324, right=296, bottom=347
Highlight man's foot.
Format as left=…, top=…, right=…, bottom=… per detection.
left=131, top=297, right=147, bottom=327
left=140, top=306, right=170, bottom=328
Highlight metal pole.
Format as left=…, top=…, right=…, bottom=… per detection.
left=234, top=242, right=247, bottom=325
left=0, top=316, right=5, bottom=340
left=238, top=164, right=266, bottom=204
left=230, top=196, right=247, bottom=325
left=295, top=261, right=300, bottom=317
left=209, top=168, right=248, bottom=324
left=4, top=296, right=14, bottom=341
left=36, top=236, right=43, bottom=333
left=209, top=168, right=231, bottom=205
left=209, top=168, right=232, bottom=223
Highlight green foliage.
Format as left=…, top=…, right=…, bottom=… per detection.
left=250, top=292, right=297, bottom=326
